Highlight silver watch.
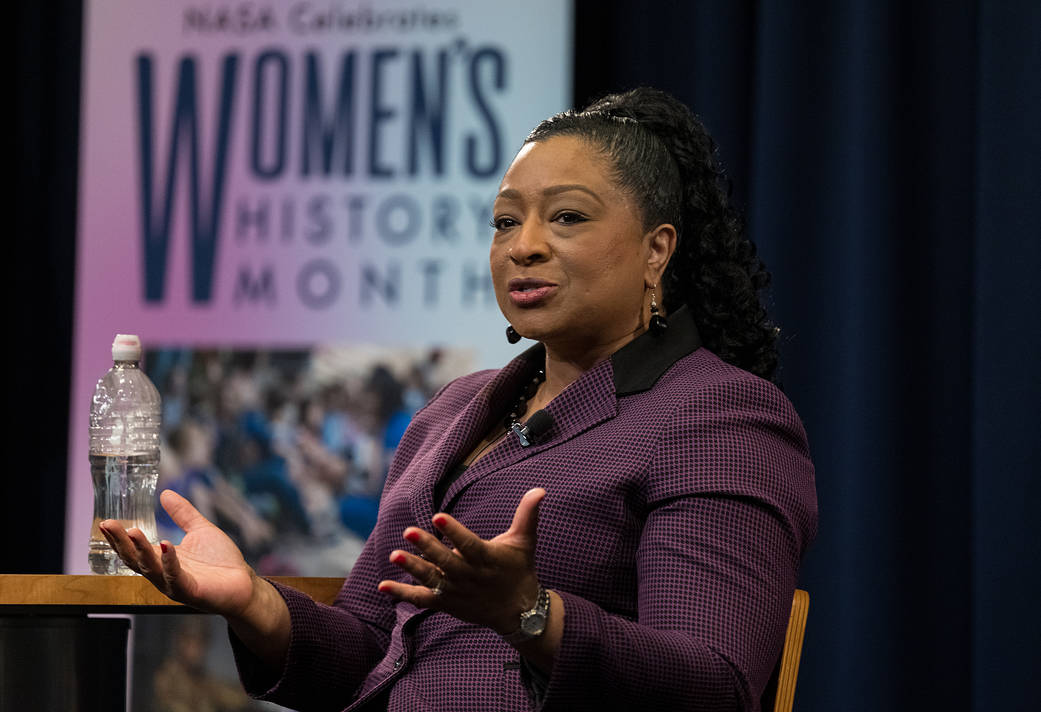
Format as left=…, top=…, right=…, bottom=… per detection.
left=502, top=586, right=550, bottom=644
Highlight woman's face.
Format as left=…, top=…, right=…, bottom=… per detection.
left=490, top=135, right=674, bottom=359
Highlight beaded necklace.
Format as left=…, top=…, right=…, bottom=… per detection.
left=502, top=368, right=546, bottom=430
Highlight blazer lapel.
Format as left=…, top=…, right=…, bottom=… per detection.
left=405, top=353, right=536, bottom=525
left=440, top=357, right=618, bottom=511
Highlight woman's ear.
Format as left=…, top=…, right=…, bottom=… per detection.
left=644, top=223, right=678, bottom=287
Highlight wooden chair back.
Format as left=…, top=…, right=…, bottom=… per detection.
left=768, top=588, right=809, bottom=712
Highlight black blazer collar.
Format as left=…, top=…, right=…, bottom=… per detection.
left=512, top=305, right=702, bottom=397
left=611, top=305, right=702, bottom=395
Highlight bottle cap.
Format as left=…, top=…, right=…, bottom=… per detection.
left=112, top=334, right=142, bottom=362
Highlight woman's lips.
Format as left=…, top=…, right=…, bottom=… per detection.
left=508, top=278, right=557, bottom=307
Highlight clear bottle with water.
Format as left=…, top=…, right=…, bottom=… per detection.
left=88, top=334, right=161, bottom=575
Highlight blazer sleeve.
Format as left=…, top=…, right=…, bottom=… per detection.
left=540, top=374, right=818, bottom=711
left=229, top=539, right=393, bottom=710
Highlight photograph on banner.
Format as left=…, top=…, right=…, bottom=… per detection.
left=144, top=343, right=473, bottom=576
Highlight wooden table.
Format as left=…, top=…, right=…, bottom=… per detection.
left=0, top=574, right=342, bottom=612
left=0, top=574, right=344, bottom=711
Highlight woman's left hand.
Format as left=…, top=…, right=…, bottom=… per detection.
left=377, top=487, right=546, bottom=635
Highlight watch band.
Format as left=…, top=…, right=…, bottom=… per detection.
left=502, top=586, right=550, bottom=645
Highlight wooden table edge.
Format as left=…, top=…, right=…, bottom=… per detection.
left=0, top=574, right=344, bottom=611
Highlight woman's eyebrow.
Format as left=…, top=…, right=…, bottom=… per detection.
left=542, top=184, right=603, bottom=203
left=495, top=184, right=604, bottom=204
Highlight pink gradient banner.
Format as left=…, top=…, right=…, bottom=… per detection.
left=69, top=0, right=572, bottom=572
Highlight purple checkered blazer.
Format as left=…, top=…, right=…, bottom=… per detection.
left=232, top=308, right=818, bottom=711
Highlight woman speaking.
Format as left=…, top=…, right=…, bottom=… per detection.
left=102, top=87, right=818, bottom=711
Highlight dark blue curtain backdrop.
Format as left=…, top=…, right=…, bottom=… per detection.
left=574, top=1, right=1041, bottom=710
left=11, top=2, right=1040, bottom=711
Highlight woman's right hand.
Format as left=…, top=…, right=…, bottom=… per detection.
left=102, top=489, right=292, bottom=672
left=99, top=489, right=257, bottom=618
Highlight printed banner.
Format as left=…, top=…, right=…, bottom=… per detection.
left=68, top=0, right=572, bottom=572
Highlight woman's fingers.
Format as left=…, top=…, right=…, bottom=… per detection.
left=99, top=521, right=142, bottom=570
left=388, top=488, right=548, bottom=587
left=380, top=490, right=549, bottom=630
left=98, top=522, right=133, bottom=571
left=158, top=540, right=194, bottom=600
left=397, top=488, right=547, bottom=575
left=125, top=527, right=162, bottom=576
left=99, top=522, right=181, bottom=597
left=402, top=525, right=474, bottom=575
left=505, top=487, right=546, bottom=542
left=376, top=579, right=441, bottom=609
left=431, top=514, right=487, bottom=564
left=159, top=489, right=211, bottom=532
left=389, top=548, right=447, bottom=588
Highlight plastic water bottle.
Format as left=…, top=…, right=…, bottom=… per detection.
left=88, top=334, right=161, bottom=575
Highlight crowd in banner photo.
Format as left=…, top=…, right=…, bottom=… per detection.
left=144, top=345, right=471, bottom=576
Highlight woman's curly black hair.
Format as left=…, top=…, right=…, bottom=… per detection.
left=525, top=88, right=779, bottom=382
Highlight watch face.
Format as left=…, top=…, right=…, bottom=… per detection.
left=520, top=612, right=547, bottom=635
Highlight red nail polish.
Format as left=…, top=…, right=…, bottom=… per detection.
left=403, top=530, right=420, bottom=543
left=432, top=515, right=447, bottom=528
left=160, top=542, right=168, bottom=554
